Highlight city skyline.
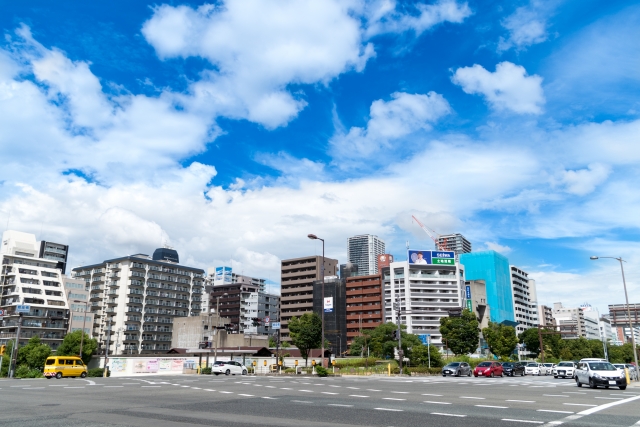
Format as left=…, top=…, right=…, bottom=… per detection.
left=0, top=1, right=638, bottom=317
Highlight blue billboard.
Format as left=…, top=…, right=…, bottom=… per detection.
left=408, top=250, right=455, bottom=265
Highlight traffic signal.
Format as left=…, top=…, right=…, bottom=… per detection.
left=0, top=345, right=5, bottom=355
left=251, top=317, right=261, bottom=327
left=392, top=330, right=398, bottom=340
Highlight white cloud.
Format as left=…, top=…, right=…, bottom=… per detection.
left=498, top=1, right=551, bottom=52
left=484, top=241, right=512, bottom=254
left=364, top=0, right=472, bottom=37
left=452, top=61, right=545, bottom=114
left=559, top=163, right=610, bottom=196
left=330, top=91, right=450, bottom=161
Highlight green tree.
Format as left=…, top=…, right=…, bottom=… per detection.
left=56, top=330, right=98, bottom=364
left=482, top=322, right=518, bottom=360
left=288, top=313, right=322, bottom=366
left=17, top=336, right=51, bottom=369
left=518, top=328, right=540, bottom=357
left=564, top=338, right=593, bottom=360
left=439, top=309, right=480, bottom=356
left=409, top=344, right=443, bottom=367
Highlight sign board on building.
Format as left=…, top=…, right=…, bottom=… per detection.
left=466, top=299, right=473, bottom=311
left=465, top=285, right=471, bottom=300
left=271, top=322, right=281, bottom=329
left=324, top=297, right=333, bottom=313
left=16, top=305, right=30, bottom=313
left=408, top=250, right=455, bottom=265
left=214, top=266, right=232, bottom=285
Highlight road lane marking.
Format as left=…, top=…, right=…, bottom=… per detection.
left=422, top=394, right=443, bottom=396
left=383, top=398, right=406, bottom=401
left=23, top=387, right=44, bottom=389
left=347, top=387, right=360, bottom=389
left=544, top=395, right=566, bottom=397
left=328, top=385, right=341, bottom=388
left=299, top=390, right=313, bottom=392
left=349, top=395, right=369, bottom=398
left=460, top=396, right=485, bottom=399
left=204, top=389, right=215, bottom=391
left=577, top=394, right=640, bottom=415
left=423, top=401, right=451, bottom=405
left=280, top=388, right=292, bottom=390
left=104, top=386, right=123, bottom=388
left=563, top=403, right=596, bottom=407
left=64, top=387, right=85, bottom=389
left=432, top=413, right=466, bottom=417
left=537, top=410, right=574, bottom=414
left=328, top=404, right=353, bottom=407
left=321, top=392, right=339, bottom=395
left=264, top=386, right=275, bottom=388
left=367, top=389, right=381, bottom=391
left=562, top=392, right=585, bottom=394
left=262, top=397, right=277, bottom=399
left=219, top=391, right=233, bottom=394
left=191, top=387, right=201, bottom=389
left=476, top=405, right=508, bottom=408
left=594, top=397, right=622, bottom=400
left=507, top=400, right=535, bottom=403
left=238, top=394, right=254, bottom=397
left=374, top=408, right=402, bottom=412
left=501, top=419, right=543, bottom=424
left=391, top=391, right=409, bottom=394
left=291, top=400, right=312, bottom=404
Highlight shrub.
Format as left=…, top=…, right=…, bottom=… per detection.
left=334, top=357, right=378, bottom=368
left=88, top=368, right=110, bottom=377
left=315, top=366, right=329, bottom=377
left=201, top=367, right=212, bottom=374
left=15, top=365, right=44, bottom=378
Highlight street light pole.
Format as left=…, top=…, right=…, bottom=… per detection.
left=590, top=256, right=639, bottom=379
left=308, top=234, right=325, bottom=368
left=73, top=300, right=89, bottom=360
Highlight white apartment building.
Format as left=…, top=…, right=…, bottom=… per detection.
left=72, top=248, right=205, bottom=355
left=599, top=315, right=614, bottom=343
left=383, top=259, right=463, bottom=347
left=552, top=302, right=586, bottom=339
left=63, top=276, right=93, bottom=334
left=509, top=266, right=539, bottom=335
left=347, top=235, right=386, bottom=276
left=580, top=303, right=602, bottom=340
left=0, top=231, right=70, bottom=350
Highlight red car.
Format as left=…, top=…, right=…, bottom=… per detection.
left=474, top=361, right=503, bottom=377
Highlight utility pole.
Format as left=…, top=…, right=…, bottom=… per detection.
left=9, top=313, right=23, bottom=379
left=103, top=317, right=112, bottom=377
left=395, top=293, right=403, bottom=375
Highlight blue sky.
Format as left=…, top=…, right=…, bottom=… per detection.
left=0, top=0, right=638, bottom=312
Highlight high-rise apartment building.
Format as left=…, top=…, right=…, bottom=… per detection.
left=383, top=255, right=463, bottom=347
left=345, top=274, right=383, bottom=347
left=459, top=251, right=516, bottom=325
left=552, top=302, right=586, bottom=339
left=63, top=276, right=93, bottom=335
left=210, top=282, right=260, bottom=333
left=39, top=241, right=70, bottom=274
left=538, top=304, right=554, bottom=327
left=279, top=255, right=338, bottom=341
left=72, top=249, right=205, bottom=355
left=0, top=231, right=70, bottom=350
left=580, top=303, right=602, bottom=340
left=347, top=235, right=385, bottom=276
left=436, top=234, right=472, bottom=255
left=509, top=266, right=539, bottom=334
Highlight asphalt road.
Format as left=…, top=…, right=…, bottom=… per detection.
left=1, top=374, right=639, bottom=427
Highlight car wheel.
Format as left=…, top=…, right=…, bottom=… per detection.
left=589, top=378, right=596, bottom=389
left=620, top=386, right=627, bottom=390
left=554, top=375, right=558, bottom=379
left=80, top=372, right=87, bottom=378
left=474, top=374, right=478, bottom=377
left=442, top=374, right=446, bottom=377
left=242, top=370, right=247, bottom=375
left=605, top=386, right=609, bottom=389
left=225, top=369, right=231, bottom=376
left=214, top=373, right=220, bottom=376
left=490, top=372, right=495, bottom=378
left=468, top=371, right=471, bottom=377
left=55, top=372, right=62, bottom=379
left=455, top=371, right=460, bottom=377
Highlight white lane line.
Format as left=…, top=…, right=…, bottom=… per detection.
left=299, top=390, right=313, bottom=392
left=262, top=397, right=277, bottom=399
left=347, top=387, right=360, bottom=389
left=122, top=383, right=140, bottom=385
left=460, top=396, right=485, bottom=400
left=292, top=400, right=312, bottom=404
left=631, top=420, right=640, bottom=425
left=280, top=388, right=292, bottom=390
left=544, top=395, right=567, bottom=397
left=367, top=389, right=381, bottom=391
left=422, top=393, right=443, bottom=396
left=537, top=410, right=574, bottom=414
left=238, top=394, right=254, bottom=397
left=104, top=386, right=124, bottom=388
left=563, top=403, right=596, bottom=407
left=432, top=413, right=466, bottom=417
left=577, top=394, right=640, bottom=415
left=383, top=398, right=406, bottom=401
left=264, top=386, right=275, bottom=388
left=64, top=387, right=85, bottom=389
left=191, top=387, right=201, bottom=390
left=328, top=404, right=353, bottom=407
left=204, top=389, right=216, bottom=391
left=476, top=405, right=508, bottom=409
left=23, top=387, right=44, bottom=389
left=423, top=401, right=452, bottom=405
left=349, top=395, right=369, bottom=398
left=219, top=391, right=233, bottom=394
left=562, top=392, right=585, bottom=394
left=374, top=408, right=403, bottom=412
left=391, top=391, right=409, bottom=394
left=501, top=419, right=543, bottom=424
left=328, top=385, right=341, bottom=388
left=594, top=397, right=622, bottom=400
left=507, top=400, right=536, bottom=403
left=321, top=392, right=339, bottom=395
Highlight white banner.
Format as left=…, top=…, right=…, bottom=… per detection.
left=324, top=297, right=333, bottom=313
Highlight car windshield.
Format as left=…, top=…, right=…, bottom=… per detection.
left=527, top=363, right=538, bottom=367
left=502, top=363, right=514, bottom=367
left=613, top=364, right=625, bottom=368
left=213, top=361, right=226, bottom=365
left=558, top=362, right=573, bottom=367
left=446, top=363, right=460, bottom=367
left=544, top=364, right=553, bottom=367
left=477, top=362, right=491, bottom=367
left=588, top=362, right=616, bottom=371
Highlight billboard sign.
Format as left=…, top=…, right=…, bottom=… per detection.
left=466, top=299, right=473, bottom=311
left=408, top=250, right=455, bottom=265
left=16, top=305, right=30, bottom=313
left=465, top=285, right=471, bottom=300
left=324, top=297, right=334, bottom=313
left=214, top=267, right=232, bottom=285
left=271, top=322, right=281, bottom=330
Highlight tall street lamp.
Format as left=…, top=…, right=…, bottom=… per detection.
left=308, top=233, right=325, bottom=368
left=73, top=299, right=90, bottom=360
left=590, top=256, right=639, bottom=377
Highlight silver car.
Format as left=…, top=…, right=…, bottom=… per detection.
left=441, top=362, right=471, bottom=377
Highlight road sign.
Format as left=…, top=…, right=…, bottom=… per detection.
left=264, top=316, right=270, bottom=323
left=0, top=309, right=5, bottom=317
left=418, top=334, right=428, bottom=345
left=271, top=322, right=281, bottom=329
left=16, top=305, right=30, bottom=313
left=465, top=285, right=471, bottom=299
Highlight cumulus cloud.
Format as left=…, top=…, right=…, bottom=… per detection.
left=330, top=91, right=450, bottom=161
left=452, top=61, right=545, bottom=114
left=498, top=1, right=552, bottom=52
left=559, top=163, right=611, bottom=196
left=484, top=241, right=512, bottom=254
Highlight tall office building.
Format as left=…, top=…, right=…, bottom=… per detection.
left=436, top=234, right=472, bottom=255
left=509, top=266, right=539, bottom=334
left=459, top=251, right=516, bottom=325
left=279, top=255, right=338, bottom=341
left=383, top=252, right=463, bottom=347
left=39, top=241, right=70, bottom=274
left=72, top=248, right=205, bottom=355
left=0, top=230, right=70, bottom=350
left=347, top=235, right=385, bottom=276
left=63, top=276, right=93, bottom=335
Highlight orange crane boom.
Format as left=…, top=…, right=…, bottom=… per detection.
left=411, top=215, right=447, bottom=251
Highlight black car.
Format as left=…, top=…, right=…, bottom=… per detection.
left=441, top=362, right=471, bottom=377
left=501, top=362, right=525, bottom=376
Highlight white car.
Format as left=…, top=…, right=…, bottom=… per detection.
left=613, top=364, right=639, bottom=381
left=525, top=362, right=541, bottom=375
left=542, top=363, right=555, bottom=375
left=553, top=361, right=577, bottom=379
left=211, top=360, right=248, bottom=376
left=575, top=360, right=626, bottom=390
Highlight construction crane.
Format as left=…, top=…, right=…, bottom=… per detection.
left=411, top=215, right=448, bottom=251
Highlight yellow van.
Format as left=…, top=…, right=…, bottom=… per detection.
left=44, top=356, right=88, bottom=379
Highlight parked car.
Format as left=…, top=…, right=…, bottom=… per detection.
left=613, top=364, right=639, bottom=381
left=501, top=362, right=525, bottom=376
left=553, top=361, right=577, bottom=379
left=524, top=362, right=541, bottom=376
left=575, top=360, right=626, bottom=390
left=473, top=361, right=503, bottom=377
left=542, top=363, right=555, bottom=376
left=441, top=362, right=471, bottom=377
left=211, top=360, right=248, bottom=376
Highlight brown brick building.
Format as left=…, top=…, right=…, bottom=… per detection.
left=280, top=255, right=338, bottom=341
left=345, top=274, right=384, bottom=347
